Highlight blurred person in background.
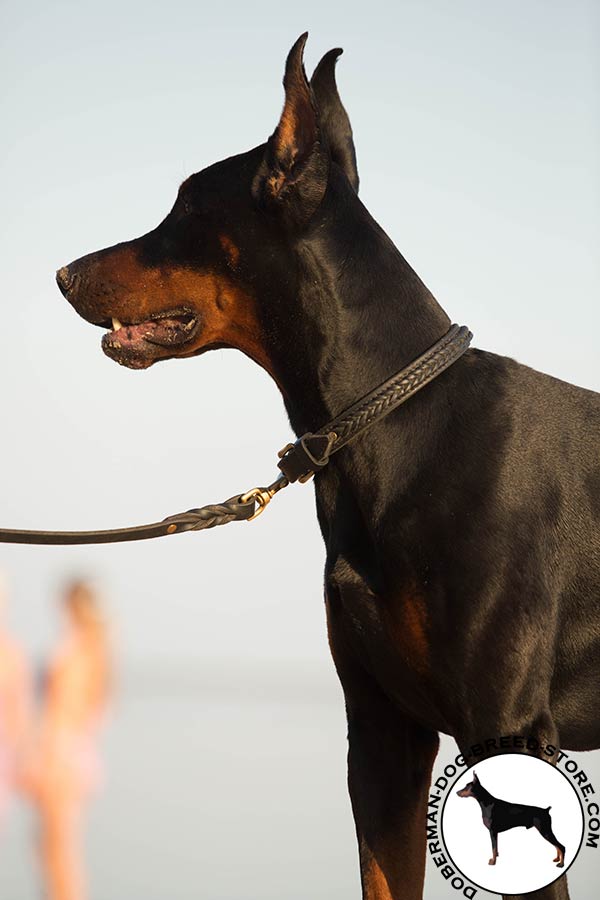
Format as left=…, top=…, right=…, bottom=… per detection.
left=22, top=580, right=112, bottom=900
left=0, top=571, right=32, bottom=837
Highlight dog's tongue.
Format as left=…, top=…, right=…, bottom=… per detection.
left=101, top=315, right=198, bottom=369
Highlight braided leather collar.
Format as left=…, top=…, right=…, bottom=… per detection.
left=0, top=324, right=471, bottom=545
left=277, top=324, right=472, bottom=482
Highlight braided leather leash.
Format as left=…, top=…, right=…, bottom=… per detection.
left=0, top=324, right=471, bottom=545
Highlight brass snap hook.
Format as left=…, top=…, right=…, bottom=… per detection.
left=241, top=474, right=289, bottom=522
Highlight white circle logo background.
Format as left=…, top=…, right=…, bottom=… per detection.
left=441, top=755, right=584, bottom=895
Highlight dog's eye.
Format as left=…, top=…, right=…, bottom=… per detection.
left=181, top=197, right=193, bottom=215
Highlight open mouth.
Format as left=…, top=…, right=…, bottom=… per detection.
left=100, top=309, right=200, bottom=369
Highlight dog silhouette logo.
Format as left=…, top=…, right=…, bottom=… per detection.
left=456, top=770, right=565, bottom=868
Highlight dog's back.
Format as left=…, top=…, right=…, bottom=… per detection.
left=492, top=797, right=552, bottom=832
left=493, top=353, right=599, bottom=581
left=424, top=347, right=600, bottom=749
left=490, top=356, right=600, bottom=732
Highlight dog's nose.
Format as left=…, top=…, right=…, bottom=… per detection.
left=56, top=265, right=74, bottom=296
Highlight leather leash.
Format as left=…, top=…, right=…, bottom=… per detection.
left=0, top=324, right=472, bottom=545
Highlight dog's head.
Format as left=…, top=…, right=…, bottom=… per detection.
left=56, top=33, right=359, bottom=375
left=456, top=771, right=480, bottom=798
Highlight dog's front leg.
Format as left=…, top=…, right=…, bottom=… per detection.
left=345, top=688, right=439, bottom=900
left=488, top=829, right=498, bottom=865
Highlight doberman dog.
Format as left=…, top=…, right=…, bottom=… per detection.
left=54, top=33, right=599, bottom=900
left=456, top=771, right=566, bottom=868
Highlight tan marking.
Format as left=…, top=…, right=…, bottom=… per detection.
left=277, top=102, right=300, bottom=160
left=218, top=234, right=240, bottom=269
left=360, top=846, right=394, bottom=900
left=269, top=83, right=315, bottom=196
left=385, top=584, right=430, bottom=674
left=359, top=807, right=433, bottom=899
left=91, top=246, right=273, bottom=377
left=267, top=170, right=287, bottom=198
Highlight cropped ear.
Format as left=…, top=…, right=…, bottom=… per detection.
left=252, top=33, right=329, bottom=223
left=310, top=48, right=359, bottom=193
left=473, top=771, right=479, bottom=782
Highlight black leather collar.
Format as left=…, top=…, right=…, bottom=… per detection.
left=277, top=324, right=472, bottom=482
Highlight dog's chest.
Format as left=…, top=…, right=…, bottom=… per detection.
left=325, top=555, right=447, bottom=726
left=481, top=804, right=494, bottom=829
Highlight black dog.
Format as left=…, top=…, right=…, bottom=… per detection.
left=457, top=771, right=566, bottom=868
left=55, top=33, right=599, bottom=900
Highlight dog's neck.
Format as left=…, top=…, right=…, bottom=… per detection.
left=265, top=176, right=451, bottom=438
left=472, top=782, right=496, bottom=807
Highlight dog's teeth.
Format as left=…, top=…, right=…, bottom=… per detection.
left=112, top=318, right=123, bottom=332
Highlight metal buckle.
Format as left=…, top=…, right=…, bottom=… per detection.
left=277, top=434, right=334, bottom=484
left=240, top=474, right=289, bottom=522
left=278, top=443, right=315, bottom=483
